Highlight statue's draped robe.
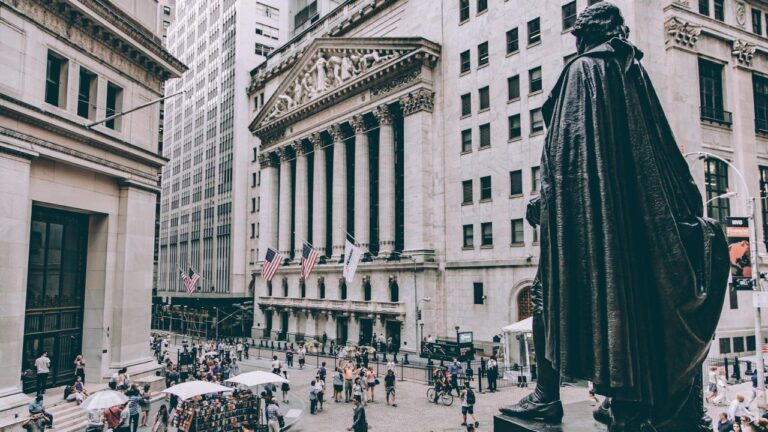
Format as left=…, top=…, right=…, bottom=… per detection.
left=539, top=38, right=730, bottom=408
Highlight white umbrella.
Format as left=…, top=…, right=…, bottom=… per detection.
left=162, top=381, right=233, bottom=400
left=225, top=371, right=289, bottom=387
left=204, top=351, right=219, bottom=357
left=80, top=391, right=128, bottom=410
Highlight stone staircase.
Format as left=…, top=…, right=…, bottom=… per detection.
left=49, top=392, right=165, bottom=432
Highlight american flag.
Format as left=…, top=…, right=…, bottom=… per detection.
left=301, top=242, right=320, bottom=279
left=261, top=248, right=283, bottom=281
left=180, top=267, right=201, bottom=294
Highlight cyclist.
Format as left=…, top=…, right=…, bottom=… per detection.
left=433, top=368, right=447, bottom=404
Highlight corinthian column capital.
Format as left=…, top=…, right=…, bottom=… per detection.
left=399, top=88, right=435, bottom=116
left=329, top=123, right=345, bottom=142
left=373, top=104, right=393, bottom=126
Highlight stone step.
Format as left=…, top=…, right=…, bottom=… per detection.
left=47, top=392, right=166, bottom=432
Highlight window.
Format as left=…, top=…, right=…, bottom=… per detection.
left=390, top=281, right=399, bottom=302
left=251, top=198, right=256, bottom=213
left=319, top=281, right=326, bottom=299
left=753, top=8, right=763, bottom=35
left=480, top=176, right=492, bottom=201
left=564, top=52, right=578, bottom=64
left=463, top=224, right=474, bottom=248
left=163, top=20, right=170, bottom=30
left=461, top=129, right=472, bottom=152
left=105, top=82, right=123, bottom=130
left=719, top=337, right=731, bottom=354
left=477, top=0, right=487, bottom=13
left=699, top=0, right=709, bottom=16
left=256, top=2, right=279, bottom=19
left=163, top=6, right=171, bottom=15
left=733, top=336, right=745, bottom=353
left=508, top=75, right=520, bottom=100
left=532, top=166, right=541, bottom=192
left=529, top=67, right=543, bottom=93
left=252, top=172, right=257, bottom=187
left=511, top=219, right=524, bottom=244
left=481, top=222, right=493, bottom=246
left=45, top=51, right=67, bottom=107
left=293, top=1, right=317, bottom=30
left=748, top=335, right=757, bottom=352
left=508, top=114, right=522, bottom=139
left=473, top=282, right=484, bottom=305
left=754, top=74, right=768, bottom=134
left=479, top=123, right=491, bottom=148
left=460, top=50, right=471, bottom=73
left=255, top=23, right=280, bottom=40
left=760, top=167, right=768, bottom=249
left=363, top=281, right=371, bottom=301
left=479, top=86, right=490, bottom=110
left=478, top=42, right=489, bottom=67
left=462, top=180, right=473, bottom=204
left=460, top=0, right=470, bottom=22
left=252, top=148, right=258, bottom=162
left=506, top=28, right=519, bottom=54
left=77, top=68, right=96, bottom=119
left=704, top=158, right=730, bottom=224
left=254, top=43, right=274, bottom=56
left=714, top=0, right=724, bottom=21
left=250, top=223, right=255, bottom=238
left=510, top=170, right=523, bottom=195
left=562, top=1, right=577, bottom=30
left=461, top=93, right=471, bottom=116
left=699, top=59, right=730, bottom=125
left=588, top=0, right=602, bottom=5
left=530, top=108, right=544, bottom=133
left=527, top=18, right=541, bottom=45
left=340, top=281, right=347, bottom=300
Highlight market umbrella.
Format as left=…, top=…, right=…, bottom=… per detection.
left=79, top=391, right=128, bottom=410
left=162, top=381, right=233, bottom=400
left=204, top=351, right=219, bottom=357
left=225, top=371, right=289, bottom=388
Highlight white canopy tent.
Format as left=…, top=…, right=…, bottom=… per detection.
left=225, top=371, right=289, bottom=388
left=162, top=381, right=233, bottom=400
left=501, top=317, right=533, bottom=370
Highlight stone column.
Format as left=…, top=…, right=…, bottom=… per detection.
left=277, top=144, right=294, bottom=261
left=351, top=114, right=370, bottom=253
left=310, top=133, right=327, bottom=258
left=258, top=152, right=279, bottom=259
left=110, top=182, right=159, bottom=369
left=348, top=314, right=361, bottom=345
left=293, top=140, right=309, bottom=258
left=0, top=148, right=33, bottom=402
left=373, top=104, right=396, bottom=257
left=398, top=89, right=436, bottom=258
left=329, top=123, right=347, bottom=261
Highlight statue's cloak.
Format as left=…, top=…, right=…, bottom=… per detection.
left=539, top=38, right=730, bottom=406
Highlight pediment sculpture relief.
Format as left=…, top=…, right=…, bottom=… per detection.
left=264, top=48, right=402, bottom=123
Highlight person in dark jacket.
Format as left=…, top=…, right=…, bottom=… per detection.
left=347, top=396, right=367, bottom=432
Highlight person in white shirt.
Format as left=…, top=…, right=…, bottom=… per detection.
left=34, top=352, right=51, bottom=395
left=728, top=394, right=752, bottom=424
left=338, top=347, right=348, bottom=360
left=706, top=367, right=719, bottom=403
left=387, top=360, right=396, bottom=372
left=271, top=356, right=282, bottom=375
left=427, top=334, right=435, bottom=343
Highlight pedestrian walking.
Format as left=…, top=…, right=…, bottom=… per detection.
left=365, top=368, right=377, bottom=402
left=126, top=385, right=142, bottom=432
left=298, top=346, right=306, bottom=369
left=333, top=368, right=344, bottom=403
left=460, top=382, right=479, bottom=428
left=271, top=356, right=282, bottom=375
left=309, top=380, right=318, bottom=415
left=486, top=356, right=498, bottom=392
left=236, top=341, right=243, bottom=361
left=281, top=371, right=290, bottom=403
left=266, top=400, right=282, bottom=432
left=728, top=394, right=752, bottom=425
left=316, top=374, right=325, bottom=412
left=384, top=369, right=397, bottom=407
left=34, top=352, right=50, bottom=395
left=151, top=404, right=169, bottom=432
left=285, top=346, right=294, bottom=368
left=140, top=384, right=152, bottom=427
left=74, top=354, right=86, bottom=382
left=344, top=364, right=354, bottom=403
left=352, top=378, right=365, bottom=406
left=706, top=366, right=719, bottom=403
left=347, top=396, right=368, bottom=432
left=449, top=358, right=462, bottom=396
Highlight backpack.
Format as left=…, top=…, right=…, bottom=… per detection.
left=466, top=389, right=476, bottom=405
left=63, top=385, right=72, bottom=400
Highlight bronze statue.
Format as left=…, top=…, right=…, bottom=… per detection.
left=499, top=3, right=730, bottom=431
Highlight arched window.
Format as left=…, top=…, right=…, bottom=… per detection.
left=266, top=280, right=272, bottom=296
left=282, top=277, right=288, bottom=297
left=363, top=276, right=372, bottom=301
left=339, top=278, right=347, bottom=300
left=318, top=277, right=325, bottom=299
left=517, top=286, right=533, bottom=320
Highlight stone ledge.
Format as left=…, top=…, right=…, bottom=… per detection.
left=494, top=401, right=607, bottom=432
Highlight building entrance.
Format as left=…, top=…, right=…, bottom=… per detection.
left=22, top=206, right=89, bottom=393
left=359, top=319, right=374, bottom=346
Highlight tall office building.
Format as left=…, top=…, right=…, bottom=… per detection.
left=155, top=0, right=292, bottom=332
left=246, top=0, right=768, bottom=359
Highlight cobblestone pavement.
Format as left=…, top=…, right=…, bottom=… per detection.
left=235, top=356, right=595, bottom=432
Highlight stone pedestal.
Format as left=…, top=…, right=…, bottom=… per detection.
left=494, top=402, right=607, bottom=432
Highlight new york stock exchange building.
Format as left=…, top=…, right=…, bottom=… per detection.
left=245, top=0, right=551, bottom=356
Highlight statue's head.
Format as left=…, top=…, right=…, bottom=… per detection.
left=572, top=2, right=629, bottom=54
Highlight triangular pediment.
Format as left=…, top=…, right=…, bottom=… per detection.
left=250, top=37, right=440, bottom=138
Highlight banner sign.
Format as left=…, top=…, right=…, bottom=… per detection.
left=727, top=217, right=752, bottom=290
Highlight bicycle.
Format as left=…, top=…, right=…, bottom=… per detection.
left=426, top=387, right=454, bottom=406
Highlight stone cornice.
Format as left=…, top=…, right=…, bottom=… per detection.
left=4, top=0, right=187, bottom=84
left=0, top=93, right=167, bottom=169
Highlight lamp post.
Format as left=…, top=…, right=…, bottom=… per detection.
left=214, top=307, right=219, bottom=341
left=684, top=151, right=764, bottom=410
left=417, top=297, right=431, bottom=352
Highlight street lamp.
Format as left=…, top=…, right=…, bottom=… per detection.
left=214, top=307, right=219, bottom=341
left=684, top=151, right=765, bottom=409
left=417, top=297, right=431, bottom=351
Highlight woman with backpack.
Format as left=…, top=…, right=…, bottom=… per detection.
left=460, top=382, right=478, bottom=428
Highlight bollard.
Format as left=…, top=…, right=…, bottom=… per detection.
left=477, top=367, right=483, bottom=393
left=403, top=354, right=409, bottom=365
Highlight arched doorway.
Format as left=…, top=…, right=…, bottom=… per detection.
left=516, top=286, right=533, bottom=321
